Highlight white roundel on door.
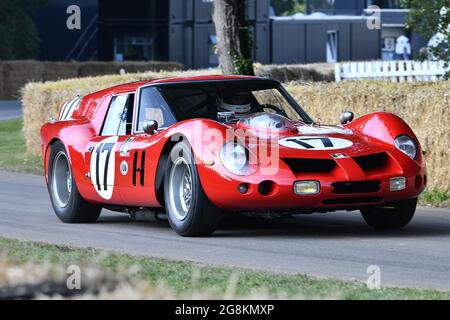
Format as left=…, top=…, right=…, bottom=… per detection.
left=279, top=136, right=353, bottom=150
left=90, top=136, right=118, bottom=200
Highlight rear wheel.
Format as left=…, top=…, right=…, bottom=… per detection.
left=164, top=141, right=220, bottom=236
left=361, top=198, right=417, bottom=230
left=48, top=141, right=101, bottom=223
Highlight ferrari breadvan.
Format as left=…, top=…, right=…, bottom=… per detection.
left=41, top=75, right=426, bottom=236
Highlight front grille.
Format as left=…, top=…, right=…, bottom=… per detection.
left=332, top=180, right=381, bottom=194
left=323, top=197, right=383, bottom=205
left=283, top=158, right=336, bottom=173
left=353, top=152, right=388, bottom=173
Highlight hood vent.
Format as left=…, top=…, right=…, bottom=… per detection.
left=353, top=152, right=388, bottom=173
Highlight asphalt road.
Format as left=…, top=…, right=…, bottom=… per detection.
left=0, top=101, right=22, bottom=120
left=0, top=170, right=449, bottom=290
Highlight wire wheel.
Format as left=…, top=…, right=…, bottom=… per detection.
left=51, top=151, right=72, bottom=208
left=168, top=157, right=193, bottom=221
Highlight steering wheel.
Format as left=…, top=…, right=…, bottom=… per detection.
left=258, top=104, right=289, bottom=118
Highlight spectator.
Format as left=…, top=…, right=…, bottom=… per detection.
left=395, top=34, right=412, bottom=60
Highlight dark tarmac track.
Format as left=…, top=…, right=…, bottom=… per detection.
left=0, top=170, right=449, bottom=290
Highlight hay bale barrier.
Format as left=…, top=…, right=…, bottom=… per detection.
left=21, top=73, right=449, bottom=192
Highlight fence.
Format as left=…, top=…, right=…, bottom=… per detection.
left=335, top=60, right=449, bottom=83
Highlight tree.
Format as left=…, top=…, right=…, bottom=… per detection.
left=402, top=0, right=449, bottom=66
left=271, top=0, right=306, bottom=16
left=0, top=0, right=44, bottom=60
left=212, top=0, right=255, bottom=75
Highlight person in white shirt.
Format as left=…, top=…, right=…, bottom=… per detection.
left=395, top=34, right=412, bottom=60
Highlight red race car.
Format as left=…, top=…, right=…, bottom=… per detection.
left=41, top=75, right=426, bottom=236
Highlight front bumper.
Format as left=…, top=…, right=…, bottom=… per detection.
left=198, top=151, right=427, bottom=212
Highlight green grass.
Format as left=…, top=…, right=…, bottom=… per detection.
left=0, top=119, right=43, bottom=175
left=1, top=237, right=449, bottom=299
left=419, top=189, right=450, bottom=207
left=0, top=119, right=447, bottom=206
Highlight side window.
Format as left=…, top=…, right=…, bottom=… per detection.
left=101, top=94, right=134, bottom=136
left=137, top=87, right=175, bottom=131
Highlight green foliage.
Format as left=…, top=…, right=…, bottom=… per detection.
left=419, top=189, right=450, bottom=207
left=233, top=56, right=255, bottom=75
left=0, top=0, right=45, bottom=60
left=271, top=0, right=306, bottom=16
left=402, top=0, right=449, bottom=75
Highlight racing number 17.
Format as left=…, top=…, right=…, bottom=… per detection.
left=94, top=142, right=115, bottom=191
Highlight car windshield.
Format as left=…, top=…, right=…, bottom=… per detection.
left=153, top=80, right=313, bottom=124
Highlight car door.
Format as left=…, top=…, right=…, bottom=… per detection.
left=84, top=93, right=134, bottom=204
left=118, top=86, right=177, bottom=207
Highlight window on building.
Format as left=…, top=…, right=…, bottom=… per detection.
left=367, top=0, right=403, bottom=9
left=113, top=35, right=154, bottom=61
left=308, top=0, right=336, bottom=14
left=326, top=31, right=338, bottom=63
left=137, top=87, right=176, bottom=131
left=102, top=94, right=135, bottom=136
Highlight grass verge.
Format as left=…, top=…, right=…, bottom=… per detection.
left=0, top=119, right=447, bottom=206
left=1, top=237, right=449, bottom=299
left=419, top=189, right=450, bottom=207
left=0, top=119, right=43, bottom=175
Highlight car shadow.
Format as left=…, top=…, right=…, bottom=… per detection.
left=96, top=210, right=450, bottom=239
left=213, top=213, right=450, bottom=239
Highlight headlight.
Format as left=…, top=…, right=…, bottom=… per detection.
left=220, top=142, right=252, bottom=176
left=394, top=135, right=417, bottom=159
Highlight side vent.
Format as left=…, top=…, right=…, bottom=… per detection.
left=132, top=151, right=146, bottom=187
left=140, top=151, right=146, bottom=186
left=132, top=151, right=138, bottom=186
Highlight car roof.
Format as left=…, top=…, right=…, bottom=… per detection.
left=85, top=75, right=271, bottom=98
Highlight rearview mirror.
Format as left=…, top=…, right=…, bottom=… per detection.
left=143, top=120, right=158, bottom=135
left=340, top=111, right=354, bottom=125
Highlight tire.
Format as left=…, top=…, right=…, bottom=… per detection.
left=361, top=198, right=417, bottom=230
left=47, top=141, right=101, bottom=223
left=164, top=141, right=220, bottom=236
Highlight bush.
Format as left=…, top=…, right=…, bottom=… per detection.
left=21, top=72, right=449, bottom=192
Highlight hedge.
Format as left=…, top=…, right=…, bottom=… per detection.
left=0, top=60, right=183, bottom=99
left=255, top=63, right=335, bottom=83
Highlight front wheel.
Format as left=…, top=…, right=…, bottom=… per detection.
left=48, top=141, right=101, bottom=223
left=164, top=141, right=220, bottom=236
left=360, top=198, right=417, bottom=230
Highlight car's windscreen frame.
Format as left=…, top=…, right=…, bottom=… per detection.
left=134, top=79, right=314, bottom=133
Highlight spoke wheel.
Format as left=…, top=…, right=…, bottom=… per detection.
left=164, top=141, right=221, bottom=237
left=51, top=151, right=72, bottom=208
left=168, top=158, right=193, bottom=221
left=48, top=141, right=101, bottom=223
